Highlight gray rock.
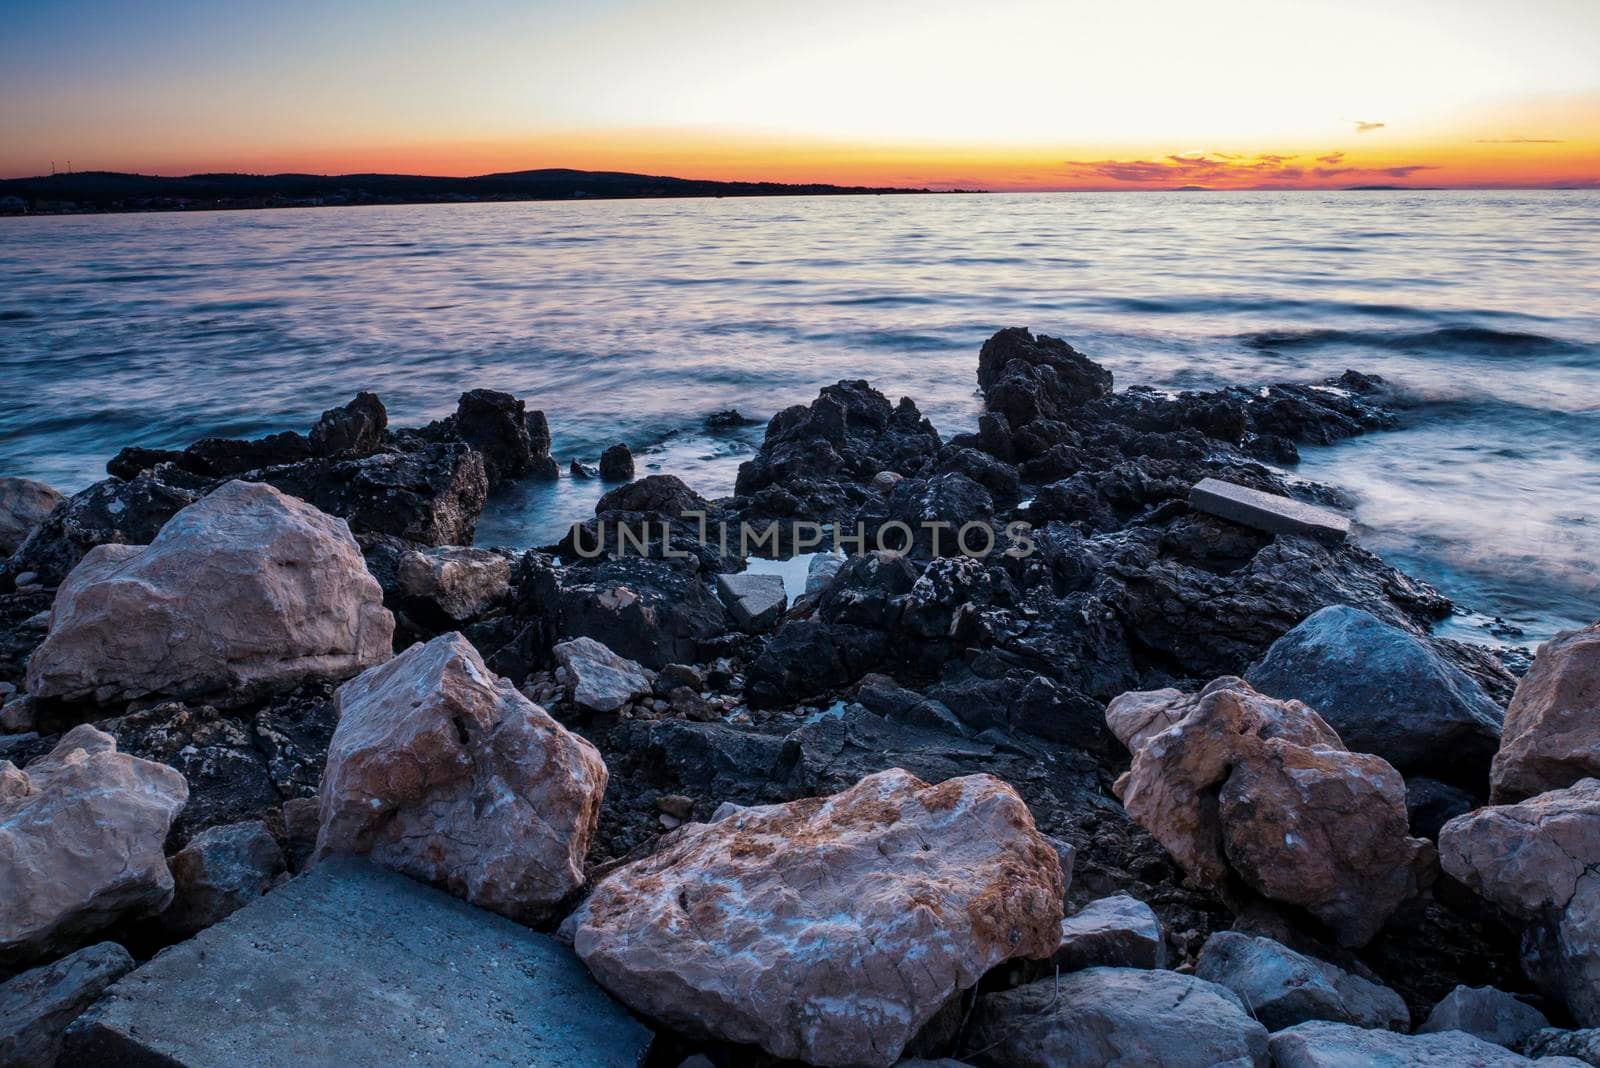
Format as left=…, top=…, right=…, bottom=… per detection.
left=1269, top=1019, right=1579, bottom=1066
left=964, top=967, right=1269, bottom=1067
left=0, top=942, right=134, bottom=1067
left=395, top=546, right=511, bottom=622
left=161, top=821, right=286, bottom=936
left=62, top=857, right=652, bottom=1068
left=716, top=572, right=788, bottom=633
left=553, top=636, right=654, bottom=712
left=1190, top=476, right=1349, bottom=544
left=1195, top=931, right=1409, bottom=1032
left=805, top=550, right=846, bottom=595
left=1521, top=1028, right=1600, bottom=1065
left=1052, top=893, right=1166, bottom=971
left=1421, top=985, right=1551, bottom=1049
left=1246, top=605, right=1504, bottom=785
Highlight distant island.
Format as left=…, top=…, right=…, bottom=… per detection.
left=0, top=168, right=941, bottom=215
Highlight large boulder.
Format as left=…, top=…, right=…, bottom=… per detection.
left=1112, top=677, right=1434, bottom=946
left=1491, top=622, right=1600, bottom=803
left=568, top=768, right=1065, bottom=1067
left=1246, top=605, right=1505, bottom=787
left=1439, top=779, right=1600, bottom=1026
left=26, top=481, right=394, bottom=705
left=963, top=967, right=1268, bottom=1068
left=395, top=545, right=511, bottom=622
left=1420, top=984, right=1552, bottom=1049
left=1268, top=1019, right=1572, bottom=1066
left=1195, top=931, right=1409, bottom=1032
left=315, top=633, right=606, bottom=923
left=0, top=477, right=63, bottom=557
left=0, top=942, right=134, bottom=1067
left=1, top=726, right=188, bottom=965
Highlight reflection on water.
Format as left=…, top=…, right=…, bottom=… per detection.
left=0, top=190, right=1596, bottom=641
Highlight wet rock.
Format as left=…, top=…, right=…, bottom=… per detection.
left=27, top=481, right=394, bottom=705
left=976, top=327, right=1114, bottom=427
left=1052, top=893, right=1166, bottom=971
left=1, top=726, right=188, bottom=965
left=2, top=474, right=199, bottom=589
left=160, top=820, right=285, bottom=936
left=599, top=443, right=635, bottom=482
left=1268, top=1019, right=1563, bottom=1067
left=307, top=391, right=387, bottom=458
left=1246, top=605, right=1505, bottom=787
left=1439, top=779, right=1600, bottom=1025
left=1421, top=984, right=1551, bottom=1049
left=258, top=441, right=488, bottom=546
left=396, top=545, right=511, bottom=622
left=316, top=633, right=606, bottom=923
left=0, top=477, right=63, bottom=556
left=593, top=474, right=708, bottom=518
left=1113, top=677, right=1434, bottom=946
left=1492, top=622, right=1600, bottom=803
left=569, top=459, right=595, bottom=479
left=963, top=967, right=1268, bottom=1068
left=553, top=636, right=653, bottom=712
left=523, top=409, right=560, bottom=480
left=805, top=550, right=846, bottom=595
left=1195, top=931, right=1410, bottom=1031
left=715, top=571, right=788, bottom=632
left=0, top=942, right=134, bottom=1068
left=570, top=768, right=1064, bottom=1067
left=419, top=389, right=536, bottom=488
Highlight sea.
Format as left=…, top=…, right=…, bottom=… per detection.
left=1, top=190, right=1596, bottom=646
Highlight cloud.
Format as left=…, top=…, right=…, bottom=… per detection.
left=1355, top=120, right=1386, bottom=133
left=1474, top=136, right=1564, bottom=144
left=1058, top=151, right=1438, bottom=188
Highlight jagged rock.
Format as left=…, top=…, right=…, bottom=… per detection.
left=161, top=821, right=286, bottom=936
left=1246, top=605, right=1504, bottom=786
left=1112, top=677, right=1434, bottom=946
left=1195, top=931, right=1409, bottom=1031
left=524, top=410, right=560, bottom=480
left=1421, top=984, right=1551, bottom=1048
left=1268, top=1019, right=1572, bottom=1067
left=964, top=967, right=1268, bottom=1068
left=1522, top=1028, right=1600, bottom=1065
left=1052, top=893, right=1166, bottom=971
left=546, top=556, right=727, bottom=669
left=316, top=633, right=606, bottom=923
left=27, top=481, right=394, bottom=705
left=0, top=726, right=188, bottom=965
left=308, top=391, right=387, bottom=458
left=424, top=389, right=536, bottom=488
left=0, top=942, right=134, bottom=1067
left=258, top=441, right=488, bottom=546
left=1491, top=622, right=1600, bottom=803
left=977, top=327, right=1114, bottom=428
left=599, top=443, right=635, bottom=482
left=2, top=474, right=199, bottom=589
left=594, top=474, right=708, bottom=517
left=396, top=545, right=511, bottom=622
left=715, top=571, right=788, bottom=632
left=570, top=768, right=1064, bottom=1067
left=1439, top=779, right=1600, bottom=1026
left=0, top=477, right=63, bottom=556
left=553, top=637, right=653, bottom=712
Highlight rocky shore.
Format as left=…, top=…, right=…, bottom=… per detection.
left=1, top=327, right=1596, bottom=1067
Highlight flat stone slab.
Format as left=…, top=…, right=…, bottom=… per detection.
left=63, top=857, right=653, bottom=1067
left=716, top=572, right=788, bottom=632
left=1190, top=477, right=1350, bottom=544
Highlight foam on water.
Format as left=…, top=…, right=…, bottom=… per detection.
left=1, top=190, right=1596, bottom=642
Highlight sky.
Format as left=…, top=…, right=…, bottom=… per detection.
left=1, top=0, right=1597, bottom=189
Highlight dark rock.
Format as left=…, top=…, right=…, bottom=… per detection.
left=1520, top=1027, right=1600, bottom=1064
left=308, top=392, right=387, bottom=458
left=524, top=411, right=559, bottom=480
left=598, top=443, right=635, bottom=482
left=594, top=474, right=708, bottom=518
left=569, top=459, right=596, bottom=479
left=181, top=432, right=313, bottom=478
left=1420, top=984, right=1551, bottom=1049
left=429, top=389, right=535, bottom=487
left=546, top=556, right=728, bottom=669
left=1407, top=777, right=1480, bottom=840
left=105, top=447, right=186, bottom=480
left=705, top=409, right=758, bottom=430
left=1195, top=931, right=1410, bottom=1032
left=977, top=327, right=1114, bottom=423
left=0, top=942, right=134, bottom=1068
left=249, top=683, right=338, bottom=801
left=161, top=821, right=286, bottom=936
left=1246, top=605, right=1504, bottom=787
left=62, top=858, right=654, bottom=1068
left=3, top=475, right=199, bottom=589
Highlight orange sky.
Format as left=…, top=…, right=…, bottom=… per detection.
left=3, top=0, right=1597, bottom=189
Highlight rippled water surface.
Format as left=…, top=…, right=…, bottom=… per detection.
left=1, top=191, right=1596, bottom=643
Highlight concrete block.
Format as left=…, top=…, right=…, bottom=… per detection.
left=63, top=857, right=652, bottom=1067
left=1190, top=477, right=1349, bottom=544
left=716, top=572, right=788, bottom=632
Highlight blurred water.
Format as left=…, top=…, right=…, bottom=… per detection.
left=0, top=191, right=1596, bottom=642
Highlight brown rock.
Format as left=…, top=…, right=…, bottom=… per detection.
left=0, top=477, right=63, bottom=556
left=315, top=633, right=606, bottom=923
left=1113, top=677, right=1433, bottom=946
left=569, top=768, right=1064, bottom=1067
left=395, top=545, right=511, bottom=622
left=26, top=481, right=393, bottom=705
left=0, top=726, right=188, bottom=965
left=1492, top=622, right=1600, bottom=803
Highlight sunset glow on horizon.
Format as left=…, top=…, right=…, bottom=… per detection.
left=3, top=0, right=1597, bottom=190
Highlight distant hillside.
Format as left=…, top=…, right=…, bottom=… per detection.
left=0, top=168, right=936, bottom=214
